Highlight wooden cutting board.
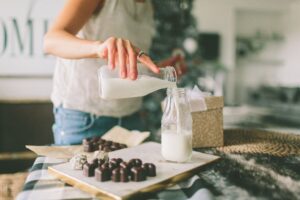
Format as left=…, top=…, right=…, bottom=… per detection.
left=48, top=142, right=219, bottom=200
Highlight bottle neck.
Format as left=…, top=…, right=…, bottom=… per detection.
left=167, top=87, right=186, bottom=98
left=161, top=66, right=177, bottom=83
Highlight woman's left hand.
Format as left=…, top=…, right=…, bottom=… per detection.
left=158, top=54, right=187, bottom=77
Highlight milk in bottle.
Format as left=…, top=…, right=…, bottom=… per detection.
left=98, top=65, right=177, bottom=99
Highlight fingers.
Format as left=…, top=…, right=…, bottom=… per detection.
left=104, top=37, right=158, bottom=79
left=117, top=38, right=127, bottom=78
left=125, top=40, right=137, bottom=80
left=136, top=49, right=160, bottom=74
left=107, top=37, right=116, bottom=69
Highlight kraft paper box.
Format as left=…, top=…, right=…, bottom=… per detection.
left=192, top=96, right=224, bottom=148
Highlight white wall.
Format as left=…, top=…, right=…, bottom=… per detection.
left=0, top=0, right=64, bottom=102
left=279, top=1, right=300, bottom=86
left=192, top=0, right=297, bottom=104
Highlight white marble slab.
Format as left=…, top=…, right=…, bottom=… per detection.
left=49, top=142, right=219, bottom=200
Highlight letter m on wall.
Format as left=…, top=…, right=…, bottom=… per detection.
left=11, top=18, right=34, bottom=56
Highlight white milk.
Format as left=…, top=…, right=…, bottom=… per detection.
left=173, top=91, right=182, bottom=134
left=100, top=76, right=176, bottom=99
left=161, top=130, right=192, bottom=162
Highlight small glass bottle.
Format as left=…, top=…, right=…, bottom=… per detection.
left=98, top=65, right=177, bottom=99
left=161, top=88, right=193, bottom=163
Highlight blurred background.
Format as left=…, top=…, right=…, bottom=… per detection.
left=0, top=0, right=300, bottom=194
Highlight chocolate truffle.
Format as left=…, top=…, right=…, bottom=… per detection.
left=142, top=163, right=156, bottom=177
left=83, top=143, right=94, bottom=152
left=98, top=138, right=106, bottom=144
left=92, top=142, right=99, bottom=151
left=103, top=146, right=111, bottom=152
left=111, top=168, right=121, bottom=182
left=120, top=168, right=129, bottom=182
left=98, top=144, right=105, bottom=151
left=82, top=138, right=91, bottom=145
left=129, top=158, right=142, bottom=168
left=110, top=158, right=123, bottom=166
left=131, top=167, right=146, bottom=182
left=119, top=144, right=127, bottom=149
left=105, top=140, right=112, bottom=146
left=95, top=166, right=110, bottom=182
left=83, top=163, right=97, bottom=177
left=108, top=162, right=117, bottom=171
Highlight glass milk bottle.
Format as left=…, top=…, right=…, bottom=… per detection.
left=161, top=88, right=193, bottom=163
left=98, top=65, right=177, bottom=99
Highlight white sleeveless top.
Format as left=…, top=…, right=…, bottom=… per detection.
left=51, top=0, right=155, bottom=117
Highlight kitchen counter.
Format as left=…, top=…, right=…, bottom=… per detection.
left=224, top=105, right=300, bottom=135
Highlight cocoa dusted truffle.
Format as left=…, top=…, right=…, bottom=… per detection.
left=131, top=167, right=146, bottom=182
left=142, top=163, right=156, bottom=177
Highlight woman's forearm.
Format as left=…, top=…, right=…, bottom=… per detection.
left=44, top=30, right=100, bottom=59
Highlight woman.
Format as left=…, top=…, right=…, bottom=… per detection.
left=44, top=0, right=185, bottom=145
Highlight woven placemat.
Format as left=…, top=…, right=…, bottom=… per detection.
left=217, top=129, right=300, bottom=157
left=0, top=172, right=28, bottom=200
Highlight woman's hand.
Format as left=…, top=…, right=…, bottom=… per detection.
left=96, top=37, right=159, bottom=80
left=158, top=54, right=187, bottom=77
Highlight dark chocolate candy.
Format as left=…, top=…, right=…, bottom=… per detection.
left=105, top=140, right=112, bottom=146
left=82, top=136, right=127, bottom=152
left=108, top=162, right=117, bottom=171
left=131, top=167, right=146, bottom=182
left=120, top=168, right=129, bottom=182
left=142, top=163, right=156, bottom=177
left=129, top=158, right=142, bottom=168
left=83, top=163, right=97, bottom=177
left=82, top=138, right=91, bottom=145
left=111, top=168, right=121, bottom=182
left=99, top=144, right=105, bottom=151
left=103, top=146, right=111, bottom=152
left=110, top=158, right=123, bottom=166
left=83, top=143, right=94, bottom=152
left=98, top=138, right=106, bottom=144
left=92, top=142, right=99, bottom=151
left=119, top=144, right=127, bottom=149
left=97, top=159, right=105, bottom=166
left=95, top=166, right=110, bottom=182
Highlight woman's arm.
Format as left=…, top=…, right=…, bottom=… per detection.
left=44, top=0, right=101, bottom=59
left=44, top=0, right=159, bottom=80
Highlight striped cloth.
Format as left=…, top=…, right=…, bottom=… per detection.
left=16, top=157, right=214, bottom=200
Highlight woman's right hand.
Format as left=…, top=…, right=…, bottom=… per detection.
left=95, top=37, right=160, bottom=80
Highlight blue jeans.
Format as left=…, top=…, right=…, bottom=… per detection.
left=52, top=106, right=146, bottom=145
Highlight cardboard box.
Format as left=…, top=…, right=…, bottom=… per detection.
left=192, top=96, right=224, bottom=148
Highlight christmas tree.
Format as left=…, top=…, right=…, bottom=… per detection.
left=142, top=0, right=201, bottom=136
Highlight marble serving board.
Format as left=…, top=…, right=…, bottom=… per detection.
left=48, top=142, right=219, bottom=200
